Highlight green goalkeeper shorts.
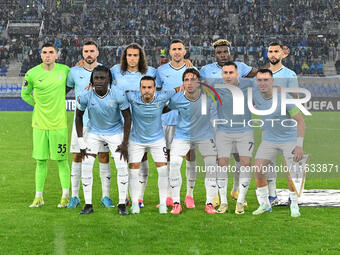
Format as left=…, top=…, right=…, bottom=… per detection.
left=32, top=128, right=69, bottom=160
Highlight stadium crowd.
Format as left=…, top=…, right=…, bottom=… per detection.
left=0, top=0, right=339, bottom=76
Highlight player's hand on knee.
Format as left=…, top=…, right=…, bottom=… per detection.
left=293, top=146, right=303, bottom=162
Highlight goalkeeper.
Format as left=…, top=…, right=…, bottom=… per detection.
left=21, top=42, right=71, bottom=208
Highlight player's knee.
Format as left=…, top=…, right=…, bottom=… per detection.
left=218, top=157, right=229, bottom=167
left=155, top=162, right=166, bottom=167
left=240, top=156, right=251, bottom=167
left=73, top=153, right=82, bottom=162
left=98, top=152, right=109, bottom=163
left=129, top=162, right=141, bottom=169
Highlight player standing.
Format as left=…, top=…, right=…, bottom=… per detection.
left=168, top=68, right=218, bottom=214
left=214, top=62, right=254, bottom=214
left=110, top=43, right=156, bottom=208
left=21, top=42, right=71, bottom=208
left=76, top=66, right=131, bottom=215
left=156, top=39, right=197, bottom=208
left=200, top=39, right=256, bottom=204
left=67, top=41, right=113, bottom=209
left=125, top=76, right=181, bottom=214
left=266, top=42, right=299, bottom=206
left=252, top=69, right=305, bottom=217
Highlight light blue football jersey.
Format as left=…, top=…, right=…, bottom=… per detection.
left=67, top=66, right=93, bottom=126
left=271, top=65, right=299, bottom=88
left=168, top=92, right=217, bottom=141
left=216, top=79, right=254, bottom=133
left=252, top=88, right=299, bottom=144
left=110, top=64, right=157, bottom=90
left=200, top=61, right=252, bottom=81
left=77, top=87, right=129, bottom=135
left=126, top=90, right=176, bottom=144
left=156, top=62, right=189, bottom=126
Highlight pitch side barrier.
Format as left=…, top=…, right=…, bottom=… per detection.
left=0, top=76, right=339, bottom=111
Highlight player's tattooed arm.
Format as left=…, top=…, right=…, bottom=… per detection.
left=116, top=108, right=131, bottom=161
left=75, top=108, right=87, bottom=159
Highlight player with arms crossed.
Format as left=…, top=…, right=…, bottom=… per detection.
left=168, top=68, right=218, bottom=214
left=111, top=43, right=156, bottom=208
left=214, top=61, right=254, bottom=214
left=21, top=42, right=71, bottom=208
left=76, top=66, right=131, bottom=215
left=252, top=69, right=305, bottom=217
left=67, top=41, right=113, bottom=209
left=126, top=76, right=182, bottom=214
left=156, top=39, right=197, bottom=209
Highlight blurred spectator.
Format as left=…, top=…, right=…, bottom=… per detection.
left=302, top=61, right=310, bottom=75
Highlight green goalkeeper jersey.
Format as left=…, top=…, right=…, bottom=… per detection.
left=21, top=63, right=70, bottom=130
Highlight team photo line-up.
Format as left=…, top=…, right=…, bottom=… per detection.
left=21, top=38, right=306, bottom=217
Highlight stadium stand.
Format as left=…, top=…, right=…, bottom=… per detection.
left=0, top=0, right=339, bottom=76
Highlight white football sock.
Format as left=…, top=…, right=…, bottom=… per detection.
left=267, top=161, right=277, bottom=197
left=237, top=166, right=251, bottom=204
left=169, top=156, right=183, bottom=204
left=186, top=160, right=196, bottom=197
left=289, top=191, right=298, bottom=206
left=167, top=162, right=172, bottom=198
left=157, top=165, right=168, bottom=205
left=62, top=188, right=69, bottom=198
left=35, top=192, right=43, bottom=198
left=139, top=160, right=149, bottom=200
left=204, top=156, right=217, bottom=204
left=233, top=161, right=240, bottom=191
left=129, top=169, right=141, bottom=205
left=71, top=161, right=81, bottom=198
left=256, top=185, right=270, bottom=206
left=82, top=156, right=95, bottom=204
left=116, top=160, right=129, bottom=204
left=216, top=166, right=228, bottom=204
left=99, top=163, right=111, bottom=198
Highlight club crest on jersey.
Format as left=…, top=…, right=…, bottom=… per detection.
left=59, top=75, right=62, bottom=80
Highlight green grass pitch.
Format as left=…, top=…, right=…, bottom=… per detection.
left=0, top=111, right=339, bottom=255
